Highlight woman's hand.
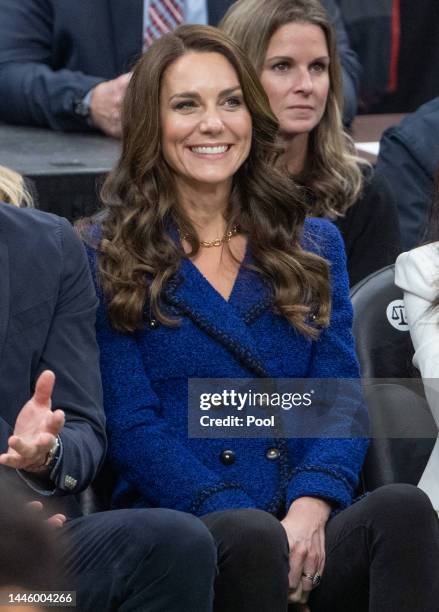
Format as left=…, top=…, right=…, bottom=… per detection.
left=281, top=496, right=331, bottom=605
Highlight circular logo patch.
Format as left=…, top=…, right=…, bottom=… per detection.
left=386, top=299, right=409, bottom=331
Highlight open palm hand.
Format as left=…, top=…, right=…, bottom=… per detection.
left=0, top=371, right=64, bottom=472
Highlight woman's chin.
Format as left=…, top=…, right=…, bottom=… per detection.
left=279, top=120, right=317, bottom=138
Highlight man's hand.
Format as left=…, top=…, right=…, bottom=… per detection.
left=0, top=370, right=65, bottom=473
left=89, top=73, right=131, bottom=138
left=281, top=496, right=331, bottom=605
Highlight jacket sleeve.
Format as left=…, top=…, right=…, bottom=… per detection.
left=395, top=246, right=439, bottom=427
left=376, top=128, right=434, bottom=251
left=0, top=0, right=104, bottom=130
left=37, top=218, right=106, bottom=495
left=320, top=0, right=361, bottom=125
left=287, top=220, right=369, bottom=510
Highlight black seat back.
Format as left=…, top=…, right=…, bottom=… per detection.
left=350, top=265, right=436, bottom=490
left=350, top=265, right=415, bottom=378
left=77, top=462, right=116, bottom=515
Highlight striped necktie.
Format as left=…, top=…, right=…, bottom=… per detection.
left=144, top=0, right=184, bottom=49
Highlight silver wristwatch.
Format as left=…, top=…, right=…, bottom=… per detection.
left=43, top=435, right=61, bottom=469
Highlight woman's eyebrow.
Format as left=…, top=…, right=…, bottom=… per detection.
left=265, top=54, right=292, bottom=62
left=265, top=55, right=329, bottom=62
left=169, top=85, right=242, bottom=102
left=169, top=91, right=201, bottom=101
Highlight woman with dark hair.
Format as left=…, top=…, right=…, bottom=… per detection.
left=395, top=171, right=439, bottom=514
left=86, top=24, right=439, bottom=612
left=221, top=0, right=401, bottom=286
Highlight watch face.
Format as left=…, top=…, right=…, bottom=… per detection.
left=45, top=436, right=61, bottom=469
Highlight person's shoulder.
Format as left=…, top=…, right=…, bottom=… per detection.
left=379, top=99, right=439, bottom=173
left=302, top=216, right=345, bottom=261
left=0, top=202, right=70, bottom=246
left=0, top=203, right=88, bottom=267
left=0, top=201, right=59, bottom=229
left=395, top=243, right=439, bottom=299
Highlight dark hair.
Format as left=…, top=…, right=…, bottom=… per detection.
left=93, top=24, right=330, bottom=337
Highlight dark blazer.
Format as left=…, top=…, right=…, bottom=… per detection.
left=0, top=203, right=105, bottom=513
left=376, top=97, right=439, bottom=250
left=0, top=0, right=360, bottom=131
left=0, top=0, right=233, bottom=131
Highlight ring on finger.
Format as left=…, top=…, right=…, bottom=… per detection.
left=302, top=572, right=321, bottom=588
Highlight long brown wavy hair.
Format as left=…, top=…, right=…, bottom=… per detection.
left=94, top=25, right=330, bottom=336
left=220, top=0, right=366, bottom=218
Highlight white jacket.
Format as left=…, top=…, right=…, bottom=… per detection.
left=395, top=243, right=439, bottom=511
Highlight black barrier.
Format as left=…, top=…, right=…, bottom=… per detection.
left=0, top=123, right=120, bottom=220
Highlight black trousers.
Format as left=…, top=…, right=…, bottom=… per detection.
left=58, top=508, right=216, bottom=612
left=202, top=484, right=439, bottom=612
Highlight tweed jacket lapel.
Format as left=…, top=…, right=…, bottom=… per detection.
left=0, top=227, right=10, bottom=365
left=163, top=256, right=274, bottom=377
left=109, top=0, right=143, bottom=74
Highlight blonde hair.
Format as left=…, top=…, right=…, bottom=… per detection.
left=220, top=0, right=367, bottom=218
left=0, top=166, right=33, bottom=207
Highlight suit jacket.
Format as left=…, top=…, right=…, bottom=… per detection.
left=88, top=218, right=368, bottom=517
left=0, top=0, right=359, bottom=131
left=0, top=0, right=234, bottom=131
left=395, top=243, right=439, bottom=511
left=0, top=203, right=105, bottom=515
left=376, top=97, right=439, bottom=250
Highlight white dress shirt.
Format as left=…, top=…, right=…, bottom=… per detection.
left=395, top=242, right=439, bottom=512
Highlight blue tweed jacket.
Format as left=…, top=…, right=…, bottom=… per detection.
left=89, top=217, right=368, bottom=517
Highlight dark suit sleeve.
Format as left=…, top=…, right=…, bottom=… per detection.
left=376, top=130, right=433, bottom=251
left=38, top=219, right=106, bottom=495
left=0, top=0, right=104, bottom=130
left=320, top=0, right=361, bottom=125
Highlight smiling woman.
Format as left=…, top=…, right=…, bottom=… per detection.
left=160, top=51, right=252, bottom=198
left=95, top=24, right=329, bottom=335
left=81, top=24, right=439, bottom=612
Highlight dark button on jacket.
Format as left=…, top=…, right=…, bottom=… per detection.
left=220, top=450, right=236, bottom=465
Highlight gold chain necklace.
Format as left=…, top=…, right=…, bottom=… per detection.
left=178, top=225, right=239, bottom=248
